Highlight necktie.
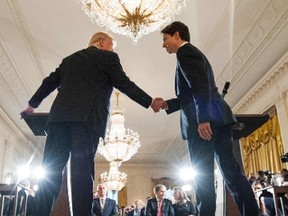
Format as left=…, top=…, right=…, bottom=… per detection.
left=100, top=198, right=105, bottom=212
left=158, top=200, right=163, bottom=216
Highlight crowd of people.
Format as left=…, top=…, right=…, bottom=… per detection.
left=92, top=183, right=196, bottom=216
left=248, top=169, right=288, bottom=216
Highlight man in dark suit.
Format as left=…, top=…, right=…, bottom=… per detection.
left=127, top=199, right=145, bottom=216
left=92, top=184, right=117, bottom=216
left=145, top=184, right=174, bottom=216
left=21, top=31, right=162, bottom=216
left=154, top=21, right=260, bottom=215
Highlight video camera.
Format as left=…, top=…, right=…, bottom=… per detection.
left=280, top=153, right=288, bottom=163
left=257, top=170, right=273, bottom=184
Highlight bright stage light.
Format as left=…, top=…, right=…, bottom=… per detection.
left=33, top=166, right=46, bottom=180
left=182, top=184, right=192, bottom=191
left=17, top=166, right=30, bottom=179
left=179, top=167, right=197, bottom=181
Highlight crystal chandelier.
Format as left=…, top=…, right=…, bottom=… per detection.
left=100, top=161, right=127, bottom=191
left=98, top=92, right=140, bottom=164
left=78, top=0, right=187, bottom=42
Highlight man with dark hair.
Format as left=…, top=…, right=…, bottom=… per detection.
left=153, top=21, right=260, bottom=216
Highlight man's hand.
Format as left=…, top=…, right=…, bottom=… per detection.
left=20, top=105, right=35, bottom=119
left=151, top=97, right=167, bottom=113
left=198, top=122, right=212, bottom=140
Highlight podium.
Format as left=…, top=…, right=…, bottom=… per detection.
left=22, top=113, right=70, bottom=216
left=22, top=112, right=48, bottom=136
left=232, top=114, right=270, bottom=139
left=22, top=113, right=270, bottom=216
left=22, top=113, right=270, bottom=138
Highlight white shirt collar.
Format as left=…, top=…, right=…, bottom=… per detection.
left=179, top=41, right=189, bottom=48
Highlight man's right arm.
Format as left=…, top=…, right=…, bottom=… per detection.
left=165, top=98, right=181, bottom=114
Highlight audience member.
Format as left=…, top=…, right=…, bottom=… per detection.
left=145, top=184, right=174, bottom=216
left=172, top=186, right=196, bottom=216
left=127, top=199, right=145, bottom=216
left=92, top=183, right=118, bottom=216
left=252, top=180, right=276, bottom=216
left=247, top=172, right=257, bottom=185
left=280, top=168, right=288, bottom=182
left=123, top=205, right=133, bottom=216
left=93, top=191, right=99, bottom=199
left=5, top=178, right=35, bottom=216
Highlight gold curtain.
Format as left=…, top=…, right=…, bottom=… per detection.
left=118, top=186, right=127, bottom=208
left=241, top=114, right=285, bottom=175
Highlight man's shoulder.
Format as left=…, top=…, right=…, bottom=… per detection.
left=106, top=198, right=116, bottom=204
left=163, top=198, right=173, bottom=204
left=148, top=197, right=156, bottom=202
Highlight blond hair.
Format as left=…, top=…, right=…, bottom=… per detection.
left=173, top=186, right=190, bottom=203
left=88, top=32, right=114, bottom=47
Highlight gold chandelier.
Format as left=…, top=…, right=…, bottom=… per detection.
left=78, top=0, right=187, bottom=42
left=100, top=161, right=127, bottom=191
left=98, top=92, right=140, bottom=165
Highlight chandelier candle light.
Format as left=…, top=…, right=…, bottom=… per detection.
left=100, top=161, right=128, bottom=192
left=78, top=0, right=187, bottom=42
left=98, top=92, right=140, bottom=191
left=98, top=92, right=140, bottom=165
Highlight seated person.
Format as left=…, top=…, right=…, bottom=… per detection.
left=127, top=200, right=145, bottom=216
left=252, top=180, right=276, bottom=216
left=4, top=178, right=35, bottom=216
left=92, top=183, right=118, bottom=216
left=280, top=169, right=288, bottom=182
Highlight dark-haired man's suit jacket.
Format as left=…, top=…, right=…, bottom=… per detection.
left=145, top=198, right=174, bottom=216
left=92, top=198, right=118, bottom=216
left=165, top=43, right=259, bottom=216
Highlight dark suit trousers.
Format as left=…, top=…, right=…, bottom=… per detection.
left=187, top=125, right=259, bottom=216
left=34, top=122, right=98, bottom=216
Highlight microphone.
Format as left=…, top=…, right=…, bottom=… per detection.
left=222, top=82, right=230, bottom=98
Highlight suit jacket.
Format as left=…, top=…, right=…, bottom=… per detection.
left=92, top=197, right=118, bottom=216
left=145, top=198, right=174, bottom=216
left=165, top=43, right=236, bottom=139
left=28, top=46, right=152, bottom=139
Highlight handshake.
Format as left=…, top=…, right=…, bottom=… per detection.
left=151, top=97, right=167, bottom=113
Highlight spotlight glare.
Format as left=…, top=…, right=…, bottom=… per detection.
left=33, top=184, right=39, bottom=191
left=34, top=166, right=46, bottom=179
left=17, top=166, right=30, bottom=179
left=180, top=167, right=197, bottom=181
left=182, top=184, right=192, bottom=191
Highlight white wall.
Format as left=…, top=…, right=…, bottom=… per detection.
left=0, top=107, right=42, bottom=183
